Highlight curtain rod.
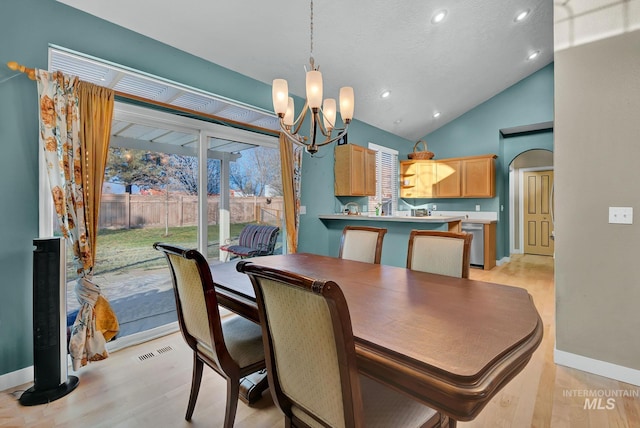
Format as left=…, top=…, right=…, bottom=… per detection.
left=6, top=61, right=280, bottom=138
left=7, top=61, right=36, bottom=80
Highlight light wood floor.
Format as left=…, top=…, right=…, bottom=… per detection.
left=2, top=254, right=639, bottom=427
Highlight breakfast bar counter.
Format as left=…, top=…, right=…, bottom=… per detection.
left=319, top=214, right=466, bottom=267
left=318, top=214, right=465, bottom=232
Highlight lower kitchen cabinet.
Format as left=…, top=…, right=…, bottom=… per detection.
left=483, top=222, right=496, bottom=270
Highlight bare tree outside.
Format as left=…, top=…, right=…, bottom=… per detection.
left=230, top=146, right=281, bottom=196
left=166, top=155, right=220, bottom=195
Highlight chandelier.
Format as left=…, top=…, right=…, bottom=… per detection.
left=271, top=0, right=354, bottom=155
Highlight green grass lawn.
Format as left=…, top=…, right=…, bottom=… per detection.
left=76, top=223, right=253, bottom=276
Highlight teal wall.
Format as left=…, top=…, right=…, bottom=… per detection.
left=0, top=0, right=410, bottom=378
left=417, top=63, right=555, bottom=259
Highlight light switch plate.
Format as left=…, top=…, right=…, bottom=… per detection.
left=300, top=205, right=306, bottom=215
left=609, top=207, right=633, bottom=224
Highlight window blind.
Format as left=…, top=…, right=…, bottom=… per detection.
left=368, top=143, right=398, bottom=215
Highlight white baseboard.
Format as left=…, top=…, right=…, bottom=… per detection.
left=496, top=256, right=511, bottom=266
left=0, top=366, right=33, bottom=392
left=555, top=348, right=640, bottom=386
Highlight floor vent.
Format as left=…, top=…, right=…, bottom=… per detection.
left=135, top=345, right=175, bottom=363
left=157, top=346, right=173, bottom=354
left=137, top=352, right=157, bottom=362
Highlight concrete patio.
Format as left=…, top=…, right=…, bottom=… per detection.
left=66, top=260, right=224, bottom=339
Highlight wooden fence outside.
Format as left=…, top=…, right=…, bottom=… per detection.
left=99, top=194, right=284, bottom=229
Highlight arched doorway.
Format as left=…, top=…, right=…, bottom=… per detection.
left=509, top=149, right=554, bottom=255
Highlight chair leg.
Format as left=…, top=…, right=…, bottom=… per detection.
left=185, top=354, right=204, bottom=421
left=223, top=377, right=240, bottom=428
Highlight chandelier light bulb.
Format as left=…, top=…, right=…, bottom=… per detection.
left=272, top=79, right=289, bottom=116
left=306, top=70, right=323, bottom=109
left=284, top=97, right=295, bottom=126
left=323, top=98, right=337, bottom=130
left=339, top=87, right=355, bottom=122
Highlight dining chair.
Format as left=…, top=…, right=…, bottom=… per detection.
left=406, top=230, right=473, bottom=278
left=153, top=243, right=266, bottom=428
left=338, top=225, right=387, bottom=264
left=237, top=260, right=440, bottom=428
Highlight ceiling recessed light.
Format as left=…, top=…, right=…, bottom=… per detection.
left=433, top=112, right=441, bottom=118
left=432, top=10, right=447, bottom=24
left=527, top=50, right=540, bottom=61
left=515, top=10, right=530, bottom=22
left=394, top=119, right=402, bottom=125
left=380, top=90, right=391, bottom=99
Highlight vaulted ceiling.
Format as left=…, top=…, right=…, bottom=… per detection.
left=57, top=0, right=554, bottom=142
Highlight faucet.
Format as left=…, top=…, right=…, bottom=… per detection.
left=344, top=202, right=360, bottom=215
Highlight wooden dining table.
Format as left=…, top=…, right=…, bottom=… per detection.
left=211, top=253, right=543, bottom=427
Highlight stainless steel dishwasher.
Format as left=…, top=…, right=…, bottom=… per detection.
left=462, top=223, right=484, bottom=267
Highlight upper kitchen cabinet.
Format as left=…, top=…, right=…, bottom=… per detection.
left=400, top=160, right=436, bottom=198
left=435, top=159, right=462, bottom=197
left=334, top=144, right=376, bottom=196
left=461, top=154, right=497, bottom=198
left=400, top=154, right=497, bottom=199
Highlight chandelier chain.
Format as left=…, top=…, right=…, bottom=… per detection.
left=272, top=0, right=352, bottom=155
left=310, top=0, right=314, bottom=61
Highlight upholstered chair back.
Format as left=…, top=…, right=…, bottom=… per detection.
left=406, top=230, right=473, bottom=279
left=263, top=278, right=349, bottom=427
left=239, top=262, right=364, bottom=427
left=154, top=243, right=265, bottom=428
left=167, top=254, right=218, bottom=353
left=339, top=226, right=387, bottom=264
left=238, top=260, right=441, bottom=428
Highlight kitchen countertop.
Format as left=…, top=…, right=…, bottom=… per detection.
left=318, top=214, right=466, bottom=223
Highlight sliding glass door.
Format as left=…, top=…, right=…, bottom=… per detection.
left=43, top=102, right=280, bottom=346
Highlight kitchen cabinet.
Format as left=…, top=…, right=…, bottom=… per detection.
left=462, top=155, right=496, bottom=197
left=435, top=159, right=462, bottom=197
left=400, top=160, right=436, bottom=198
left=483, top=222, right=497, bottom=270
left=400, top=154, right=496, bottom=199
left=334, top=144, right=376, bottom=196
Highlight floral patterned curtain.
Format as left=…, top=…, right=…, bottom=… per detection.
left=36, top=70, right=117, bottom=370
left=278, top=133, right=303, bottom=253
